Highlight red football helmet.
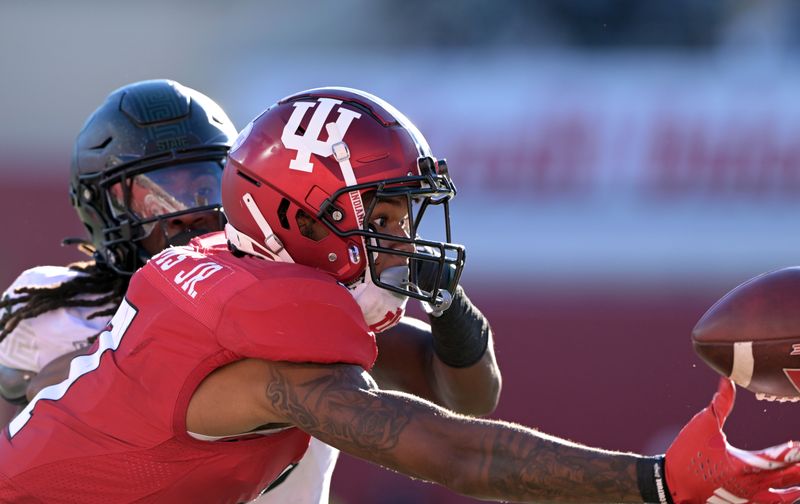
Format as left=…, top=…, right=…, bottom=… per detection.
left=222, top=87, right=464, bottom=309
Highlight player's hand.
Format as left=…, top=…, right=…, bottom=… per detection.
left=413, top=243, right=458, bottom=315
left=665, top=378, right=800, bottom=503
left=413, top=244, right=455, bottom=292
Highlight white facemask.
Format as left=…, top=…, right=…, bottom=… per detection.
left=348, top=265, right=409, bottom=333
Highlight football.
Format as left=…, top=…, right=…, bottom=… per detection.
left=692, top=267, right=800, bottom=402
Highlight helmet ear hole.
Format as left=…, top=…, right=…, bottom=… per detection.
left=295, top=209, right=329, bottom=242
left=91, top=137, right=113, bottom=150
left=277, top=198, right=291, bottom=230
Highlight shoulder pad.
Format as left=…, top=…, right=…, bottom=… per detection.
left=219, top=268, right=377, bottom=370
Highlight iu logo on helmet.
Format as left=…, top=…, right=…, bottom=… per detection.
left=281, top=98, right=361, bottom=173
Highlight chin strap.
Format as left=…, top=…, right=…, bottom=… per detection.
left=225, top=193, right=295, bottom=263
left=348, top=265, right=408, bottom=333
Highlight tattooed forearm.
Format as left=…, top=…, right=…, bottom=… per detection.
left=265, top=364, right=413, bottom=461
left=483, top=428, right=641, bottom=501
left=264, top=362, right=644, bottom=503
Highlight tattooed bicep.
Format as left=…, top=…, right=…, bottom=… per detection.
left=264, top=362, right=413, bottom=460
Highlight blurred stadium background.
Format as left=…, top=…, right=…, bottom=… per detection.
left=3, top=1, right=800, bottom=502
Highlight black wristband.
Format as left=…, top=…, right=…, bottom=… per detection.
left=636, top=457, right=672, bottom=504
left=429, top=286, right=490, bottom=368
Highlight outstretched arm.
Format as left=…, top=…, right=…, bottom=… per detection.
left=189, top=360, right=800, bottom=503
left=263, top=360, right=644, bottom=503
left=373, top=286, right=501, bottom=416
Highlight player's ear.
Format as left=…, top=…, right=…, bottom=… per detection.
left=295, top=210, right=312, bottom=235
left=295, top=210, right=328, bottom=241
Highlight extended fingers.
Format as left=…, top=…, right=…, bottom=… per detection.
left=771, top=463, right=800, bottom=490
left=756, top=442, right=800, bottom=464
left=709, top=378, right=736, bottom=428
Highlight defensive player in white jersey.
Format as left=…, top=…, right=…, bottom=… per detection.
left=0, top=81, right=500, bottom=503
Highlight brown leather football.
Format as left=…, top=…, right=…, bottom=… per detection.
left=692, top=267, right=800, bottom=402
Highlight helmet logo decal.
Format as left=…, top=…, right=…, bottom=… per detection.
left=348, top=244, right=361, bottom=264
left=281, top=98, right=361, bottom=174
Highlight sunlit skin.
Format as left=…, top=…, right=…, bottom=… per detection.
left=367, top=196, right=416, bottom=275
left=297, top=194, right=415, bottom=275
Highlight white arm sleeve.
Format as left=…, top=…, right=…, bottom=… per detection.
left=0, top=266, right=113, bottom=373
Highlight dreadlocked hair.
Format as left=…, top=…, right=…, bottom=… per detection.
left=0, top=260, right=127, bottom=345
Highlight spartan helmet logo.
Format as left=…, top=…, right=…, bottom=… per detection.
left=280, top=98, right=362, bottom=173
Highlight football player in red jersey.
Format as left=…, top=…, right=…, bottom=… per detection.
left=0, top=81, right=501, bottom=503
left=1, top=87, right=798, bottom=504
left=0, top=79, right=234, bottom=425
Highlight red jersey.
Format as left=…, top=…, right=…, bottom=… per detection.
left=0, top=232, right=377, bottom=503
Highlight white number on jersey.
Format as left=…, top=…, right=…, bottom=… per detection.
left=8, top=298, right=138, bottom=438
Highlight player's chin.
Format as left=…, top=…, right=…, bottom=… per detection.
left=140, top=233, right=168, bottom=257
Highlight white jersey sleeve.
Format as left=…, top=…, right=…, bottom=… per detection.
left=0, top=266, right=114, bottom=373
left=251, top=438, right=339, bottom=504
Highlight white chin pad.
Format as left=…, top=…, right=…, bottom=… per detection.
left=348, top=266, right=409, bottom=332
left=378, top=266, right=410, bottom=299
